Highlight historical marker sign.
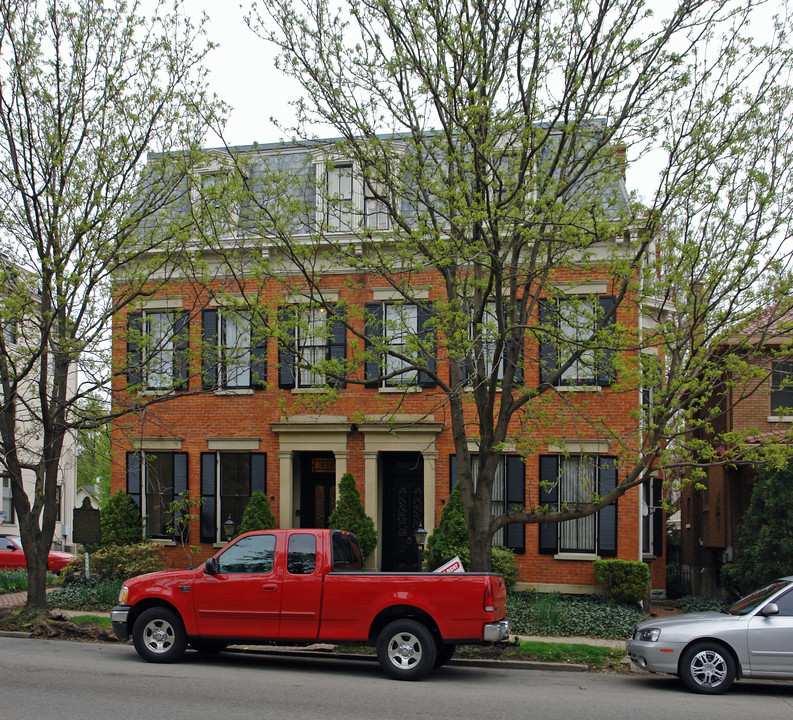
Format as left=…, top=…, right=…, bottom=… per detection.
left=72, top=496, right=101, bottom=545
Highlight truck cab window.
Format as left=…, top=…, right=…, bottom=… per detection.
left=287, top=534, right=316, bottom=574
left=217, top=534, right=276, bottom=574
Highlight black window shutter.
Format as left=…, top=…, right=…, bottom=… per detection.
left=364, top=302, right=383, bottom=387
left=202, top=309, right=218, bottom=390
left=538, top=456, right=558, bottom=554
left=172, top=452, right=188, bottom=542
left=538, top=300, right=557, bottom=385
left=200, top=452, right=217, bottom=543
left=449, top=454, right=458, bottom=492
left=250, top=319, right=267, bottom=389
left=173, top=311, right=190, bottom=390
left=328, top=305, right=347, bottom=389
left=652, top=476, right=664, bottom=558
left=251, top=453, right=267, bottom=494
left=278, top=306, right=296, bottom=389
left=597, top=457, right=618, bottom=557
left=127, top=312, right=143, bottom=389
left=505, top=455, right=526, bottom=553
left=596, top=296, right=617, bottom=386
left=126, top=452, right=142, bottom=510
left=417, top=302, right=436, bottom=388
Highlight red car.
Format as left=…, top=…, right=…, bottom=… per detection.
left=0, top=534, right=75, bottom=572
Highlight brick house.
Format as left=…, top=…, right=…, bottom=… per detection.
left=680, top=307, right=793, bottom=594
left=111, top=139, right=666, bottom=595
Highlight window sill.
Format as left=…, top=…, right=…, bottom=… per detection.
left=149, top=538, right=176, bottom=547
left=553, top=552, right=599, bottom=561
left=768, top=416, right=793, bottom=423
left=212, top=541, right=231, bottom=548
left=214, top=388, right=254, bottom=396
left=379, top=386, right=421, bottom=394
left=292, top=387, right=331, bottom=394
left=555, top=385, right=601, bottom=393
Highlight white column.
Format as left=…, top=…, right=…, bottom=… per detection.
left=278, top=450, right=293, bottom=529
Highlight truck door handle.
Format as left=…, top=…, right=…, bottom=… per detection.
left=262, top=584, right=279, bottom=592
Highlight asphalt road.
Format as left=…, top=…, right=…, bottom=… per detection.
left=3, top=636, right=793, bottom=720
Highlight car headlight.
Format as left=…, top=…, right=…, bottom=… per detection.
left=636, top=627, right=661, bottom=642
left=118, top=585, right=128, bottom=604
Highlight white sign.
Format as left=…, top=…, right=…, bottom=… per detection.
left=433, top=556, right=465, bottom=573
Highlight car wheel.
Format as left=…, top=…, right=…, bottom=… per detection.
left=679, top=642, right=736, bottom=694
left=376, top=619, right=437, bottom=680
left=189, top=639, right=228, bottom=654
left=434, top=643, right=456, bottom=668
left=132, top=607, right=187, bottom=663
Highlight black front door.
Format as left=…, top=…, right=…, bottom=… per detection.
left=381, top=452, right=424, bottom=572
left=299, top=453, right=336, bottom=529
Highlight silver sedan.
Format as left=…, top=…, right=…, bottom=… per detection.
left=627, top=577, right=793, bottom=694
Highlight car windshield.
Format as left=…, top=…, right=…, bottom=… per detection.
left=7, top=535, right=21, bottom=548
left=726, top=580, right=790, bottom=615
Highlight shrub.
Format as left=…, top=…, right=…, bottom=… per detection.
left=328, top=473, right=377, bottom=559
left=593, top=559, right=650, bottom=604
left=47, top=577, right=124, bottom=611
left=237, top=490, right=276, bottom=534
left=60, top=542, right=163, bottom=582
left=491, top=547, right=518, bottom=591
left=508, top=591, right=645, bottom=639
left=424, top=484, right=469, bottom=571
left=100, top=491, right=142, bottom=547
left=673, top=594, right=730, bottom=613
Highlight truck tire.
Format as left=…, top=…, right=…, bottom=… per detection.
left=434, top=643, right=456, bottom=668
left=132, top=607, right=187, bottom=663
left=376, top=619, right=437, bottom=680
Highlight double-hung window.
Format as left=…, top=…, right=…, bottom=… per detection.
left=539, top=296, right=616, bottom=387
left=0, top=478, right=13, bottom=524
left=641, top=476, right=664, bottom=558
left=126, top=310, right=189, bottom=391
left=202, top=308, right=267, bottom=390
left=771, top=361, right=793, bottom=415
left=538, top=455, right=617, bottom=556
left=325, top=163, right=355, bottom=231
left=364, top=301, right=436, bottom=388
left=277, top=305, right=347, bottom=389
left=126, top=451, right=188, bottom=540
left=200, top=452, right=267, bottom=544
left=364, top=181, right=390, bottom=230
left=318, top=158, right=391, bottom=233
left=2, top=319, right=16, bottom=345
left=464, top=301, right=524, bottom=384
left=449, top=454, right=525, bottom=552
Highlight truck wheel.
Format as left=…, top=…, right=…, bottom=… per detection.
left=132, top=607, right=187, bottom=663
left=679, top=642, right=736, bottom=694
left=376, top=619, right=437, bottom=680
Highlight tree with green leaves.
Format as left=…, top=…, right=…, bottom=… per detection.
left=721, top=463, right=793, bottom=595
left=328, top=472, right=377, bottom=560
left=237, top=490, right=277, bottom=534
left=424, top=485, right=469, bottom=571
left=229, top=0, right=793, bottom=572
left=0, top=0, right=222, bottom=613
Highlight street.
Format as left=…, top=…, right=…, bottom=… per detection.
left=3, top=636, right=793, bottom=720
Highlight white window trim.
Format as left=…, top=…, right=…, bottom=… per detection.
left=313, top=156, right=364, bottom=232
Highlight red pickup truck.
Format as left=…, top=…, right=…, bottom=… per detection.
left=111, top=528, right=510, bottom=680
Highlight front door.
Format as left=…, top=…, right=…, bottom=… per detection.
left=299, top=453, right=336, bottom=529
left=381, top=452, right=424, bottom=572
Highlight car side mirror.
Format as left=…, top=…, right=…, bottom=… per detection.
left=760, top=602, right=779, bottom=617
left=204, top=557, right=218, bottom=575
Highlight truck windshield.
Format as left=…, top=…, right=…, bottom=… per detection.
left=331, top=531, right=364, bottom=570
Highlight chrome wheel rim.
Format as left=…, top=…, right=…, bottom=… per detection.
left=690, top=649, right=728, bottom=688
left=142, top=618, right=176, bottom=655
left=386, top=631, right=423, bottom=671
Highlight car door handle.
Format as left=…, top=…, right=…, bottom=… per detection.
left=262, top=584, right=279, bottom=592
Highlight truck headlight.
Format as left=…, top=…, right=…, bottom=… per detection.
left=118, top=585, right=128, bottom=604
left=636, top=627, right=661, bottom=642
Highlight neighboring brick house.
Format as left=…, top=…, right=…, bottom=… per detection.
left=111, top=140, right=666, bottom=595
left=680, top=307, right=793, bottom=594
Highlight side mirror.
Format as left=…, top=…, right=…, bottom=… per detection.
left=760, top=602, right=779, bottom=617
left=204, top=557, right=218, bottom=575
